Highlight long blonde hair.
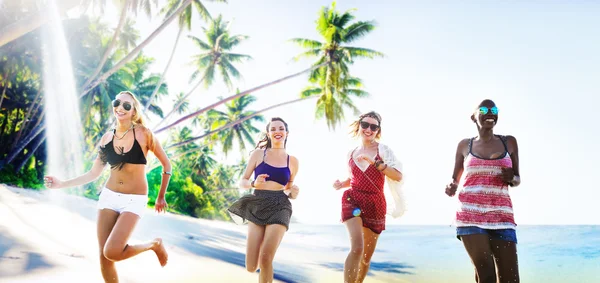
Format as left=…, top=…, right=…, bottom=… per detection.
left=116, top=91, right=154, bottom=150
left=118, top=91, right=146, bottom=127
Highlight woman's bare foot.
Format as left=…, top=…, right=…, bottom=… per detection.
left=151, top=238, right=168, bottom=267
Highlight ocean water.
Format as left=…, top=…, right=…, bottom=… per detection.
left=275, top=224, right=600, bottom=283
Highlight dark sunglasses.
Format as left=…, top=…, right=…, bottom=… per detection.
left=112, top=99, right=132, bottom=111
left=360, top=121, right=380, bottom=131
left=478, top=106, right=498, bottom=115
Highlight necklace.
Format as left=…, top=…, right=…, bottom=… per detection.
left=115, top=124, right=133, bottom=140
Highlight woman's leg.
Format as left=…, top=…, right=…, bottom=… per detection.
left=97, top=209, right=120, bottom=283
left=461, top=234, right=496, bottom=283
left=490, top=239, right=520, bottom=283
left=245, top=222, right=266, bottom=273
left=356, top=227, right=380, bottom=282
left=102, top=212, right=168, bottom=266
left=343, top=217, right=364, bottom=283
left=257, top=224, right=287, bottom=283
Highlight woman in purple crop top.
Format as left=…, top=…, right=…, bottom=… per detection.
left=228, top=117, right=300, bottom=283
left=43, top=91, right=171, bottom=282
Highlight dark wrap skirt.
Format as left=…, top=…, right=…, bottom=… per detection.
left=227, top=189, right=292, bottom=231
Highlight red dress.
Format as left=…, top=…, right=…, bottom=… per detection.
left=341, top=150, right=387, bottom=234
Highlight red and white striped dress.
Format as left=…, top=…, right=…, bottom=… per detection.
left=456, top=138, right=516, bottom=229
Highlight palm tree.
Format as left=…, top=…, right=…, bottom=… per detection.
left=208, top=163, right=236, bottom=190
left=204, top=94, right=263, bottom=155
left=153, top=1, right=382, bottom=134
left=290, top=1, right=382, bottom=129
left=153, top=63, right=326, bottom=134
left=143, top=0, right=226, bottom=113
left=153, top=14, right=251, bottom=130
left=300, top=76, right=369, bottom=129
left=81, top=0, right=157, bottom=90
left=165, top=95, right=317, bottom=150
left=78, top=0, right=195, bottom=98
left=170, top=128, right=216, bottom=181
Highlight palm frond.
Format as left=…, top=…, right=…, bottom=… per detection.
left=343, top=46, right=384, bottom=59
left=188, top=35, right=212, bottom=50
left=288, top=38, right=323, bottom=49
left=222, top=53, right=252, bottom=63
left=343, top=20, right=377, bottom=43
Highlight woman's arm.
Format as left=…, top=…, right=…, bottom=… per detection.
left=445, top=139, right=469, bottom=196
left=333, top=150, right=353, bottom=190
left=284, top=156, right=299, bottom=199
left=54, top=156, right=107, bottom=188
left=44, top=132, right=110, bottom=189
left=372, top=144, right=403, bottom=181
left=239, top=150, right=262, bottom=190
left=149, top=130, right=172, bottom=200
left=376, top=162, right=402, bottom=182
left=504, top=135, right=520, bottom=187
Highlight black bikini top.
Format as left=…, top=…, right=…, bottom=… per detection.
left=99, top=127, right=147, bottom=170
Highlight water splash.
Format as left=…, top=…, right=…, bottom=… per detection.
left=42, top=0, right=84, bottom=194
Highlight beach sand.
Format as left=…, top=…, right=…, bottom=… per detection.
left=0, top=184, right=395, bottom=283
left=0, top=184, right=278, bottom=283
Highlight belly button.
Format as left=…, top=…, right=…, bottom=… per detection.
left=119, top=181, right=123, bottom=185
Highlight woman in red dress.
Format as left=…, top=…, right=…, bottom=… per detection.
left=332, top=111, right=406, bottom=283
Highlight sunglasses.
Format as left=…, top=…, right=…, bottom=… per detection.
left=360, top=121, right=380, bottom=131
left=478, top=106, right=498, bottom=115
left=112, top=99, right=132, bottom=111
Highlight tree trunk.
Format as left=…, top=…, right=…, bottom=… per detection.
left=0, top=0, right=82, bottom=48
left=15, top=136, right=45, bottom=173
left=27, top=91, right=44, bottom=130
left=154, top=62, right=328, bottom=134
left=29, top=108, right=46, bottom=134
left=0, top=110, right=9, bottom=155
left=152, top=73, right=206, bottom=131
left=13, top=88, right=42, bottom=149
left=143, top=25, right=184, bottom=113
left=81, top=0, right=131, bottom=90
left=165, top=96, right=316, bottom=150
left=79, top=0, right=193, bottom=98
left=0, top=70, right=9, bottom=110
left=1, top=123, right=45, bottom=168
left=10, top=109, right=22, bottom=138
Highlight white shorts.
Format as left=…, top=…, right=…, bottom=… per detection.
left=97, top=187, right=148, bottom=217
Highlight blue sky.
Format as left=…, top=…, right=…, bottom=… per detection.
left=97, top=0, right=599, bottom=225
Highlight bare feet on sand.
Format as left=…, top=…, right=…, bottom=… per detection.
left=152, top=238, right=168, bottom=267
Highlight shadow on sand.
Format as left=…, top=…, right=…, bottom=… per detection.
left=0, top=227, right=54, bottom=277
left=318, top=261, right=415, bottom=276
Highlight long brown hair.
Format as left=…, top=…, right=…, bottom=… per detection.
left=255, top=117, right=289, bottom=149
left=349, top=111, right=382, bottom=140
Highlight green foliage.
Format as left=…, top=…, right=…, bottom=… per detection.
left=0, top=1, right=290, bottom=223
left=0, top=162, right=43, bottom=190
left=290, top=1, right=382, bottom=129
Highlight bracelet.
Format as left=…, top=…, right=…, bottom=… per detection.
left=373, top=160, right=383, bottom=168
left=509, top=175, right=520, bottom=187
left=379, top=164, right=388, bottom=171
left=163, top=171, right=172, bottom=175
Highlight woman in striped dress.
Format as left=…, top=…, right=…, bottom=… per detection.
left=445, top=99, right=521, bottom=283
